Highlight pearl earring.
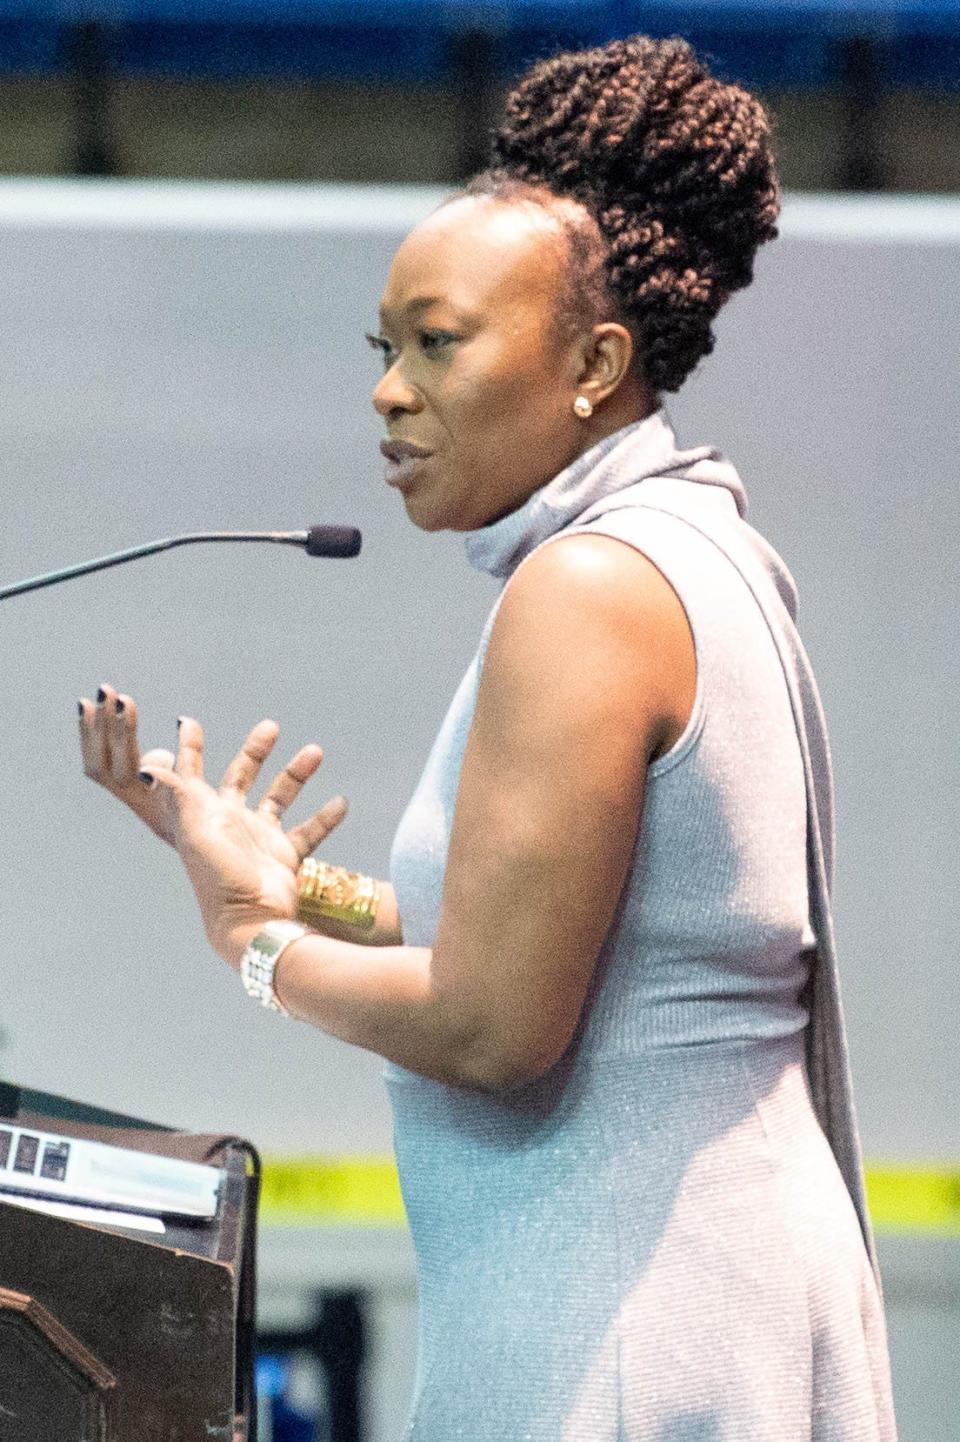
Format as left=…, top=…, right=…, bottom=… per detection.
left=573, top=395, right=593, bottom=419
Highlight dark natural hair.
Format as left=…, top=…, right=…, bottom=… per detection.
left=463, top=34, right=780, bottom=394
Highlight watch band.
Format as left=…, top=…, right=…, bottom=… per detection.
left=239, top=920, right=307, bottom=1016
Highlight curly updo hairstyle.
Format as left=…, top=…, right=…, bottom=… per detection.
left=464, top=35, right=780, bottom=394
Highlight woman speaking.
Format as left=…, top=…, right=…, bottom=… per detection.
left=79, top=33, right=897, bottom=1441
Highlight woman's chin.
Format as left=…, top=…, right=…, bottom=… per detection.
left=398, top=475, right=496, bottom=534
left=400, top=485, right=472, bottom=534
left=402, top=492, right=446, bottom=532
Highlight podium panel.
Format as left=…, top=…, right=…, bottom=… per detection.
left=0, top=1086, right=257, bottom=1442
left=0, top=1287, right=115, bottom=1441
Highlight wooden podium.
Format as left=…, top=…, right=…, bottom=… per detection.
left=0, top=1083, right=257, bottom=1441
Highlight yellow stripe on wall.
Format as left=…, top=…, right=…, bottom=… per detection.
left=259, top=1156, right=960, bottom=1235
left=865, top=1165, right=960, bottom=1237
left=259, top=1155, right=406, bottom=1226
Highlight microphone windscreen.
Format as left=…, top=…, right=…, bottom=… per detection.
left=305, top=525, right=362, bottom=558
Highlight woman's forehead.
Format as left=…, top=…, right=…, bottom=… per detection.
left=379, top=196, right=567, bottom=321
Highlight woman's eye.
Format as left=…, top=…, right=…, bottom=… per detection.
left=365, top=332, right=396, bottom=367
left=364, top=329, right=457, bottom=369
left=419, top=330, right=456, bottom=352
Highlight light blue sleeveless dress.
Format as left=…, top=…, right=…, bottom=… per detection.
left=387, top=411, right=897, bottom=1441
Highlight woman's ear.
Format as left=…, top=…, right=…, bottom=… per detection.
left=574, top=322, right=636, bottom=409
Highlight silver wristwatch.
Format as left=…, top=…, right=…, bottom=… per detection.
left=239, top=920, right=307, bottom=1016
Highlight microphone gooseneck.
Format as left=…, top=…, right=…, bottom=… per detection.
left=0, top=526, right=362, bottom=601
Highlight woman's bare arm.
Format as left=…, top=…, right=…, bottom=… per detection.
left=265, top=532, right=695, bottom=1088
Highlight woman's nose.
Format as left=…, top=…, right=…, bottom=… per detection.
left=372, top=364, right=422, bottom=418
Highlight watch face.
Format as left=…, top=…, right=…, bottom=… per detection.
left=241, top=935, right=292, bottom=1015
left=257, top=921, right=304, bottom=955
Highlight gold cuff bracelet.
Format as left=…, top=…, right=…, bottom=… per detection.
left=297, top=858, right=381, bottom=932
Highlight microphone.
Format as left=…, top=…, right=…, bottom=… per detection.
left=0, top=526, right=362, bottom=601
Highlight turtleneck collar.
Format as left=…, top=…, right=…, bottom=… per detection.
left=464, top=407, right=747, bottom=580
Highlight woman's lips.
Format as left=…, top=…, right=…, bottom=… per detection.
left=384, top=455, right=425, bottom=488
left=381, top=441, right=434, bottom=490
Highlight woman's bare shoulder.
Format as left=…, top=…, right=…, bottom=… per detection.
left=488, top=528, right=696, bottom=756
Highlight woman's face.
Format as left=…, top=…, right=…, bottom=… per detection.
left=370, top=195, right=601, bottom=533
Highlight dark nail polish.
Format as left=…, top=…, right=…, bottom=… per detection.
left=138, top=770, right=155, bottom=787
left=96, top=687, right=107, bottom=703
left=77, top=701, right=84, bottom=716
left=176, top=717, right=183, bottom=730
left=115, top=698, right=126, bottom=714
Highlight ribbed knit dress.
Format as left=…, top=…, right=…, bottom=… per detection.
left=387, top=410, right=897, bottom=1441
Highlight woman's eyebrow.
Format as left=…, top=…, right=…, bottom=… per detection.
left=379, top=296, right=472, bottom=324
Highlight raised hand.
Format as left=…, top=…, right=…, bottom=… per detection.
left=138, top=714, right=347, bottom=965
left=79, top=688, right=348, bottom=964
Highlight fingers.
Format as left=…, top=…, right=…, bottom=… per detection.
left=287, top=794, right=349, bottom=862
left=90, top=683, right=116, bottom=781
left=257, top=744, right=325, bottom=822
left=78, top=691, right=106, bottom=780
left=135, top=761, right=183, bottom=822
left=140, top=747, right=177, bottom=772
left=137, top=761, right=180, bottom=789
left=80, top=693, right=338, bottom=851
left=80, top=684, right=176, bottom=789
left=78, top=683, right=138, bottom=785
left=175, top=714, right=207, bottom=781
left=107, top=691, right=143, bottom=785
left=218, top=719, right=280, bottom=797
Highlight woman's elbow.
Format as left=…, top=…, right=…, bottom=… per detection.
left=455, top=1028, right=566, bottom=1092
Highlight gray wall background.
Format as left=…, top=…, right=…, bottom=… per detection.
left=0, top=179, right=956, bottom=1172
